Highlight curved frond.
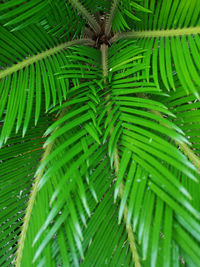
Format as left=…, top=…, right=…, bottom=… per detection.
left=20, top=42, right=199, bottom=266
left=113, top=0, right=200, bottom=96
left=0, top=24, right=93, bottom=146
left=104, top=41, right=200, bottom=266
left=68, top=0, right=101, bottom=34
left=14, top=46, right=103, bottom=266
left=0, top=111, right=54, bottom=266
left=105, top=0, right=120, bottom=37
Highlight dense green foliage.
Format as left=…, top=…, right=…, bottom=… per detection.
left=0, top=0, right=200, bottom=266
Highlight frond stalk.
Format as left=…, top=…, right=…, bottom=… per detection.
left=69, top=0, right=101, bottom=34
left=0, top=39, right=94, bottom=79
left=15, top=140, right=55, bottom=267
left=111, top=26, right=200, bottom=42
left=105, top=0, right=120, bottom=37
left=101, top=43, right=141, bottom=267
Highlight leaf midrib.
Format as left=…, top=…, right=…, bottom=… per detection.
left=112, top=26, right=200, bottom=42
left=0, top=39, right=94, bottom=79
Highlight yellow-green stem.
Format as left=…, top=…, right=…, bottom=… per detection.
left=15, top=107, right=68, bottom=266
left=114, top=149, right=141, bottom=267
left=15, top=140, right=55, bottom=267
left=101, top=44, right=108, bottom=79
left=111, top=26, right=200, bottom=42
left=101, top=44, right=141, bottom=267
left=0, top=39, right=94, bottom=79
left=177, top=142, right=200, bottom=172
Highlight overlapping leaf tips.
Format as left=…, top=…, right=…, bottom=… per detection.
left=101, top=43, right=141, bottom=267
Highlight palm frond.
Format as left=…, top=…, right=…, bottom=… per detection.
left=158, top=81, right=200, bottom=170
left=105, top=0, right=120, bottom=37
left=68, top=0, right=101, bottom=34
left=0, top=0, right=52, bottom=31
left=42, top=2, right=83, bottom=40
left=0, top=0, right=84, bottom=40
left=111, top=0, right=151, bottom=34
left=0, top=111, right=54, bottom=266
left=112, top=0, right=200, bottom=97
left=0, top=24, right=93, bottom=146
left=13, top=46, right=103, bottom=266
left=103, top=40, right=200, bottom=266
left=81, top=186, right=136, bottom=267
left=0, top=1, right=199, bottom=266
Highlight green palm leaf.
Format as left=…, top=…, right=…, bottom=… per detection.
left=112, top=0, right=200, bottom=97
left=0, top=24, right=93, bottom=146
left=0, top=110, right=54, bottom=266
left=0, top=1, right=199, bottom=266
